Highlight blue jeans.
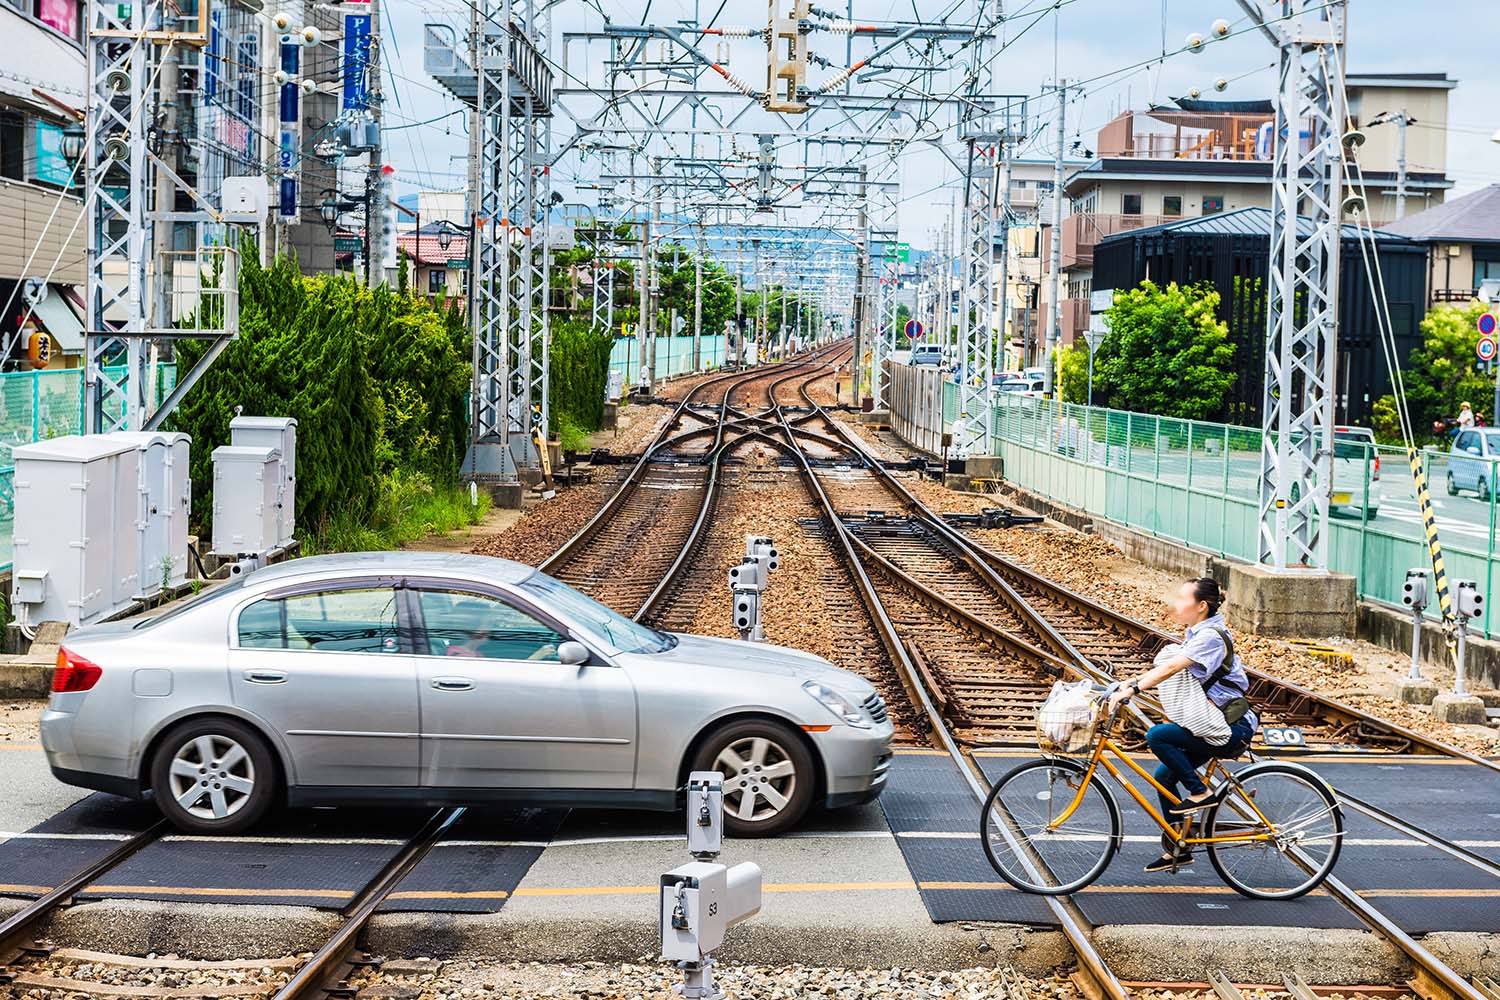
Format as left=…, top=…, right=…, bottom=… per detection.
left=1147, top=718, right=1255, bottom=815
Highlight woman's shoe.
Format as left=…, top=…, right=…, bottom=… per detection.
left=1143, top=850, right=1193, bottom=873
left=1165, top=792, right=1215, bottom=818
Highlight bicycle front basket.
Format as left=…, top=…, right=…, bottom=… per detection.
left=1036, top=681, right=1098, bottom=754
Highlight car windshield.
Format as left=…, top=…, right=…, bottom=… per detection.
left=516, top=572, right=677, bottom=654
left=131, top=576, right=249, bottom=629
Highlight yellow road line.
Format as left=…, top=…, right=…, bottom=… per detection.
left=0, top=743, right=42, bottom=751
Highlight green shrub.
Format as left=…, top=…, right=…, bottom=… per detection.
left=171, top=248, right=469, bottom=534
left=547, top=318, right=614, bottom=436
left=304, top=469, right=490, bottom=554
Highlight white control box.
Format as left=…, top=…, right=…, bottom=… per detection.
left=229, top=416, right=296, bottom=545
left=211, top=445, right=282, bottom=557
left=110, top=431, right=191, bottom=598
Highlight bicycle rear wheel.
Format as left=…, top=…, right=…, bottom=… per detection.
left=981, top=758, right=1121, bottom=895
left=1204, top=761, right=1343, bottom=900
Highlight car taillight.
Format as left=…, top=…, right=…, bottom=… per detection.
left=1372, top=455, right=1381, bottom=480
left=52, top=648, right=102, bottom=693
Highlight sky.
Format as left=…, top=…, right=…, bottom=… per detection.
left=374, top=0, right=1498, bottom=252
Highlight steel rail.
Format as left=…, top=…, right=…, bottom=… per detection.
left=636, top=362, right=838, bottom=622
left=271, top=807, right=466, bottom=1000
left=799, top=387, right=1496, bottom=1000
left=766, top=398, right=1129, bottom=1000
left=0, top=820, right=169, bottom=977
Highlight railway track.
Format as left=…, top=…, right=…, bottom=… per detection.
left=766, top=376, right=1500, bottom=1000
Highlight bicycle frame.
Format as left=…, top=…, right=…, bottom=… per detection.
left=1049, top=711, right=1279, bottom=847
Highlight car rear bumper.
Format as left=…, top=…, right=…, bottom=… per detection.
left=48, top=764, right=142, bottom=799
left=41, top=705, right=138, bottom=796
left=812, top=719, right=895, bottom=809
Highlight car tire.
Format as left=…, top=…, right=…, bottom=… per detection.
left=1447, top=472, right=1459, bottom=497
left=1481, top=477, right=1492, bottom=503
left=691, top=718, right=815, bottom=838
left=149, top=717, right=279, bottom=834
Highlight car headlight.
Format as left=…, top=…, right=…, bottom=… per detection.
left=803, top=680, right=870, bottom=728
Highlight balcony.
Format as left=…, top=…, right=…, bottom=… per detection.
left=1061, top=213, right=1169, bottom=270
left=1061, top=297, right=1091, bottom=347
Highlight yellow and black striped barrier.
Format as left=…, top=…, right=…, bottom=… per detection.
left=1407, top=445, right=1453, bottom=625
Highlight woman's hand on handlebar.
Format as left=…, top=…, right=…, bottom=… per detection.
left=1105, top=682, right=1134, bottom=714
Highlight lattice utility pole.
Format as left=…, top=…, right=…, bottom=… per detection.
left=1243, top=0, right=1347, bottom=569
left=84, top=0, right=238, bottom=434
left=430, top=1, right=552, bottom=479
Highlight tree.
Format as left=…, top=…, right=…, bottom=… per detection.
left=1092, top=281, right=1236, bottom=419
left=1055, top=344, right=1089, bottom=404
left=1399, top=302, right=1494, bottom=440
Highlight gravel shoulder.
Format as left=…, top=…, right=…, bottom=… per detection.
left=0, top=699, right=43, bottom=742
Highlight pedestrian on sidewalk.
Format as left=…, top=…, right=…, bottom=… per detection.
left=1106, top=578, right=1259, bottom=872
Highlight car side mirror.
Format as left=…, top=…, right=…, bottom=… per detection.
left=1468, top=446, right=1482, bottom=455
left=558, top=641, right=590, bottom=666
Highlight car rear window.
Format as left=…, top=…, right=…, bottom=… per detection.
left=132, top=577, right=248, bottom=629
left=1333, top=429, right=1375, bottom=460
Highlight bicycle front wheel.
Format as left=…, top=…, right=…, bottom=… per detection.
left=1205, top=761, right=1343, bottom=900
left=981, top=758, right=1121, bottom=895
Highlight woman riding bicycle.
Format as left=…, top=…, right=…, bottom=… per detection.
left=1106, top=577, right=1258, bottom=872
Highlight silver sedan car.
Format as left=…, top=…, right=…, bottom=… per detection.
left=41, top=552, right=894, bottom=837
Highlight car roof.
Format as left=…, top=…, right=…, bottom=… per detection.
left=243, top=551, right=537, bottom=588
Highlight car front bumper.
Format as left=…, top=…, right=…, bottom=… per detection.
left=811, top=718, right=896, bottom=809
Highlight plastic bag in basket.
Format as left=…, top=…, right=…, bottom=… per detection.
left=1036, top=680, right=1097, bottom=753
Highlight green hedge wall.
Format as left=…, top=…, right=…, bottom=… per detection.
left=171, top=253, right=469, bottom=533
left=547, top=317, right=614, bottom=435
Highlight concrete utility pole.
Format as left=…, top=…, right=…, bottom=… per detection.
left=1045, top=79, right=1066, bottom=395
left=853, top=166, right=869, bottom=399
left=995, top=142, right=1012, bottom=370
left=365, top=0, right=387, bottom=288
left=1371, top=108, right=1417, bottom=220
left=693, top=223, right=704, bottom=370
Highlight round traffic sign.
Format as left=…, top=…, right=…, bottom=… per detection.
left=905, top=319, right=925, bottom=340
left=1479, top=336, right=1498, bottom=363
left=1480, top=313, right=1498, bottom=337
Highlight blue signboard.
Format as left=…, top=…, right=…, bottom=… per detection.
left=278, top=41, right=299, bottom=125
left=279, top=177, right=298, bottom=222
left=342, top=12, right=372, bottom=111
left=33, top=121, right=72, bottom=186
left=205, top=9, right=222, bottom=100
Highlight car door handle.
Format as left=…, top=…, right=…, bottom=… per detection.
left=243, top=670, right=288, bottom=684
left=430, top=677, right=475, bottom=692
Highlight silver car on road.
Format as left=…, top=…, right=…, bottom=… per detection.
left=41, top=552, right=894, bottom=837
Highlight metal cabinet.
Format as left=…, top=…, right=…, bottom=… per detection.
left=229, top=416, right=296, bottom=545
left=110, top=431, right=191, bottom=599
left=10, top=436, right=140, bottom=626
left=211, top=445, right=281, bottom=558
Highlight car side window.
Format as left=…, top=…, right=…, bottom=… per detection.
left=1458, top=431, right=1478, bottom=453
left=417, top=590, right=563, bottom=662
left=236, top=588, right=401, bottom=653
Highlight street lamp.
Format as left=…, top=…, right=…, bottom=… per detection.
left=59, top=121, right=86, bottom=168
left=436, top=222, right=455, bottom=253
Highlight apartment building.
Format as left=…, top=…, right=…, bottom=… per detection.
left=0, top=0, right=88, bottom=368
left=1382, top=185, right=1500, bottom=307
left=1050, top=75, right=1455, bottom=347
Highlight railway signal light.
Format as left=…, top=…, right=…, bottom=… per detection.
left=1455, top=579, right=1483, bottom=620
left=661, top=770, right=762, bottom=1000
left=1401, top=569, right=1429, bottom=610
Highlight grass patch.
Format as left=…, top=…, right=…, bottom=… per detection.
left=305, top=468, right=491, bottom=554
left=557, top=413, right=592, bottom=453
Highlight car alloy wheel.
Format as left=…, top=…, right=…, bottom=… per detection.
left=692, top=717, right=815, bottom=837
left=168, top=734, right=257, bottom=821
left=716, top=736, right=798, bottom=825
left=1448, top=472, right=1459, bottom=497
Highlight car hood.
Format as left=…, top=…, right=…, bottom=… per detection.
left=643, top=633, right=875, bottom=697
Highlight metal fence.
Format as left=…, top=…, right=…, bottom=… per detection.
left=0, top=365, right=178, bottom=572
left=609, top=335, right=731, bottom=388
left=921, top=379, right=1500, bottom=639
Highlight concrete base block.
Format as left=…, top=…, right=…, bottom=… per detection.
left=963, top=455, right=1004, bottom=480
left=1431, top=692, right=1488, bottom=725
left=857, top=409, right=890, bottom=427
left=481, top=480, right=526, bottom=510
left=1222, top=562, right=1357, bottom=638
left=1391, top=677, right=1439, bottom=705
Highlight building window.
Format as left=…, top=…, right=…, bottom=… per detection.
left=1475, top=249, right=1500, bottom=289
left=1202, top=195, right=1224, bottom=215
left=34, top=0, right=81, bottom=40
left=428, top=268, right=448, bottom=294
left=1122, top=193, right=1143, bottom=215
left=1162, top=195, right=1182, bottom=216
left=0, top=110, right=23, bottom=182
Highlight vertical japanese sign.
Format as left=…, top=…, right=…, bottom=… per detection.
left=341, top=8, right=372, bottom=112
left=277, top=36, right=299, bottom=223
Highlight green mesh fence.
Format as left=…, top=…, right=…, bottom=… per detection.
left=942, top=389, right=1500, bottom=638
left=609, top=335, right=730, bottom=387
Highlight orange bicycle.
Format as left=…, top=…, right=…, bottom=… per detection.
left=981, top=684, right=1343, bottom=900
